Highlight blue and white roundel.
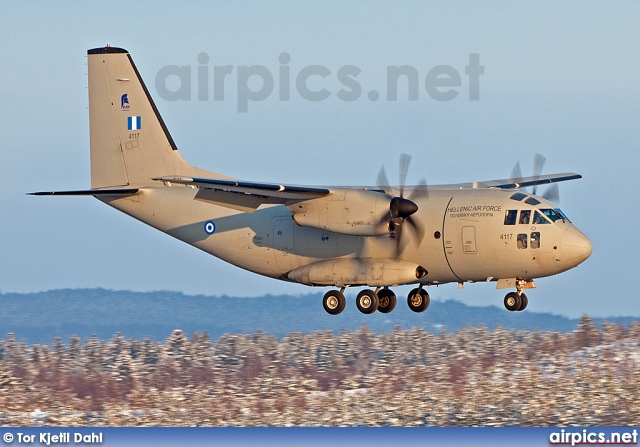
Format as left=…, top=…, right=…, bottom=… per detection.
left=204, top=221, right=216, bottom=235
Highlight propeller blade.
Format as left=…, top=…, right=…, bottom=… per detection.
left=393, top=223, right=410, bottom=258
left=511, top=161, right=523, bottom=182
left=377, top=153, right=427, bottom=258
left=542, top=183, right=560, bottom=204
left=511, top=161, right=523, bottom=188
left=392, top=215, right=425, bottom=257
left=532, top=153, right=546, bottom=195
left=398, top=153, right=411, bottom=198
left=376, top=166, right=391, bottom=194
left=408, top=177, right=429, bottom=201
left=509, top=153, right=562, bottom=203
left=406, top=215, right=425, bottom=247
left=532, top=153, right=546, bottom=178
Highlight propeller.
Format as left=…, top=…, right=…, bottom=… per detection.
left=376, top=154, right=427, bottom=257
left=511, top=153, right=561, bottom=204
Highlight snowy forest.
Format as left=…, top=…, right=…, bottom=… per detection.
left=0, top=316, right=638, bottom=426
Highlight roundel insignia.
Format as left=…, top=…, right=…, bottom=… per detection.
left=204, top=221, right=216, bottom=235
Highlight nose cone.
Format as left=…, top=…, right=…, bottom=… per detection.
left=562, top=228, right=592, bottom=266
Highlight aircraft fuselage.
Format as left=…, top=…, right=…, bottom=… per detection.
left=101, top=185, right=590, bottom=288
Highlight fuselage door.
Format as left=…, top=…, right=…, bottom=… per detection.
left=274, top=218, right=295, bottom=270
left=462, top=226, right=477, bottom=254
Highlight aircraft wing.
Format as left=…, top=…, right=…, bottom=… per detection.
left=28, top=188, right=139, bottom=196
left=153, top=176, right=331, bottom=213
left=433, top=172, right=582, bottom=190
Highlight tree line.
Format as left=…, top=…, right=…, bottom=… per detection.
left=0, top=316, right=638, bottom=426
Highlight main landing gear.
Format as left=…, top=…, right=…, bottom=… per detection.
left=503, top=280, right=529, bottom=312
left=322, top=286, right=430, bottom=315
left=322, top=289, right=347, bottom=315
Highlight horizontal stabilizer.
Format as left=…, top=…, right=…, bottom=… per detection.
left=28, top=188, right=139, bottom=196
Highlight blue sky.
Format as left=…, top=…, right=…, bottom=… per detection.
left=1, top=1, right=639, bottom=317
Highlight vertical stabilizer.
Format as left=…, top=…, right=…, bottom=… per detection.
left=88, top=46, right=222, bottom=188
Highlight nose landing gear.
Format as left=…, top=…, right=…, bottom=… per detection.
left=503, top=279, right=529, bottom=312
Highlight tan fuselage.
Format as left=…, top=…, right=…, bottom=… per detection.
left=101, top=186, right=591, bottom=288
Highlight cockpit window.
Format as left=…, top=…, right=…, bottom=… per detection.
left=532, top=210, right=551, bottom=224
left=525, top=197, right=541, bottom=206
left=540, top=208, right=561, bottom=222
left=504, top=210, right=517, bottom=225
left=510, top=192, right=527, bottom=201
left=519, top=210, right=531, bottom=225
left=555, top=208, right=571, bottom=222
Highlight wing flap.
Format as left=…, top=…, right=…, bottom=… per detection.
left=194, top=188, right=271, bottom=213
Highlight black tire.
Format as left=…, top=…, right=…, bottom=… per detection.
left=517, top=293, right=528, bottom=311
left=407, top=288, right=430, bottom=313
left=377, top=289, right=397, bottom=313
left=356, top=289, right=379, bottom=314
left=323, top=290, right=346, bottom=315
left=504, top=292, right=522, bottom=312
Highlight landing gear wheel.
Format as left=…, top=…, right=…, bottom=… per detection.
left=356, top=289, right=379, bottom=314
left=407, top=288, right=430, bottom=313
left=517, top=293, right=528, bottom=311
left=504, top=292, right=522, bottom=312
left=323, top=290, right=346, bottom=315
left=377, top=289, right=397, bottom=313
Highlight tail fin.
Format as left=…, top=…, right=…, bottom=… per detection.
left=88, top=46, right=220, bottom=188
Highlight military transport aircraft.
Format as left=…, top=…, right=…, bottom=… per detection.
left=31, top=46, right=592, bottom=315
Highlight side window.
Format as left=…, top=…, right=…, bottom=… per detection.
left=519, top=210, right=531, bottom=225
left=504, top=210, right=517, bottom=225
left=533, top=211, right=550, bottom=224
left=517, top=233, right=528, bottom=249
left=531, top=232, right=540, bottom=249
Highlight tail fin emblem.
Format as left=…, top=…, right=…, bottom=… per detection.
left=121, top=93, right=130, bottom=110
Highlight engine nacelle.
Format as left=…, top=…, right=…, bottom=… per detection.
left=288, top=189, right=390, bottom=236
left=287, top=258, right=428, bottom=287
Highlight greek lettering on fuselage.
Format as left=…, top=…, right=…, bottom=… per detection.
left=448, top=204, right=501, bottom=219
